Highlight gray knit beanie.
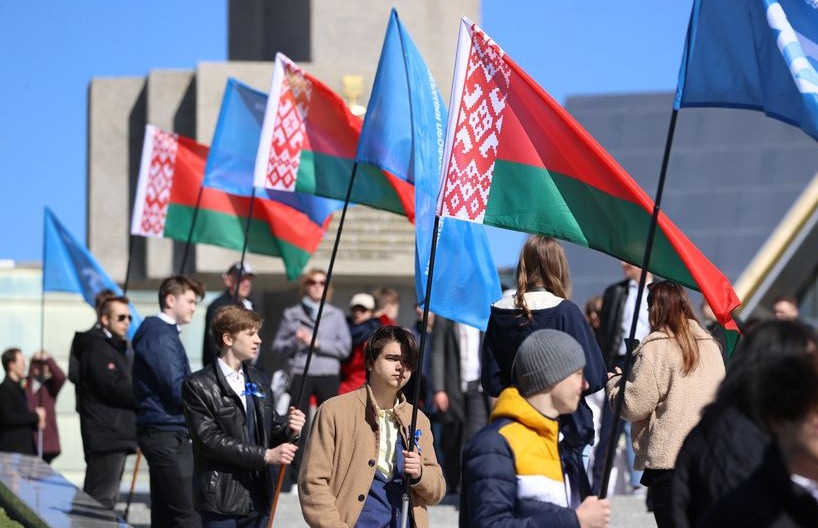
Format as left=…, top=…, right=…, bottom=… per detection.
left=513, top=329, right=586, bottom=396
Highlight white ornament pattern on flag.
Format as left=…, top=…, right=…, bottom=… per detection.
left=265, top=61, right=313, bottom=192
left=139, top=128, right=178, bottom=236
left=440, top=27, right=510, bottom=223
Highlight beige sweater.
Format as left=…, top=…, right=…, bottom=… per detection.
left=606, top=320, right=725, bottom=470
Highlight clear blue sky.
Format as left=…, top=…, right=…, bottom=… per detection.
left=0, top=1, right=693, bottom=269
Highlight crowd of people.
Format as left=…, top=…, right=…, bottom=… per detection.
left=1, top=236, right=818, bottom=527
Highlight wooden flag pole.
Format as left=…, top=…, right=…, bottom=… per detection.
left=598, top=109, right=678, bottom=499
left=267, top=163, right=360, bottom=527
left=123, top=450, right=142, bottom=522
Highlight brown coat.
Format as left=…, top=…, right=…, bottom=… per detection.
left=299, top=385, right=445, bottom=528
left=606, top=319, right=725, bottom=470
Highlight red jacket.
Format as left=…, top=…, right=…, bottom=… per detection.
left=25, top=356, right=66, bottom=456
left=339, top=315, right=395, bottom=395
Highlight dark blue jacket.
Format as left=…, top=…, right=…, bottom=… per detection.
left=481, top=299, right=607, bottom=500
left=482, top=300, right=606, bottom=444
left=460, top=414, right=579, bottom=528
left=133, top=316, right=191, bottom=430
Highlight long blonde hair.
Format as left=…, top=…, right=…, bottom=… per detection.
left=515, top=236, right=571, bottom=320
left=647, top=281, right=700, bottom=375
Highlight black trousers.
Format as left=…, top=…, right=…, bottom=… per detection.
left=440, top=382, right=490, bottom=492
left=286, top=374, right=340, bottom=489
left=592, top=355, right=628, bottom=494
left=137, top=428, right=200, bottom=528
left=642, top=468, right=674, bottom=528
left=83, top=451, right=127, bottom=510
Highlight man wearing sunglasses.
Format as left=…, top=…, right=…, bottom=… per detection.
left=76, top=295, right=138, bottom=510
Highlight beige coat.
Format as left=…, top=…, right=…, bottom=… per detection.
left=606, top=319, right=725, bottom=470
left=298, top=385, right=446, bottom=528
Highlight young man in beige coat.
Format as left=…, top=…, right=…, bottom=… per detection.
left=299, top=326, right=445, bottom=527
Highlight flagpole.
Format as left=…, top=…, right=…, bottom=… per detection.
left=235, top=188, right=257, bottom=303
left=38, top=216, right=48, bottom=460
left=178, top=185, right=205, bottom=275
left=398, top=215, right=440, bottom=528
left=393, top=14, right=425, bottom=528
left=598, top=109, right=679, bottom=499
left=37, top=285, right=45, bottom=459
left=122, top=228, right=141, bottom=517
left=267, top=163, right=360, bottom=527
left=123, top=234, right=136, bottom=295
left=123, top=449, right=142, bottom=522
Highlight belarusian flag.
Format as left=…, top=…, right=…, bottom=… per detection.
left=436, top=19, right=741, bottom=342
left=254, top=53, right=415, bottom=222
left=131, top=124, right=332, bottom=280
left=355, top=9, right=500, bottom=329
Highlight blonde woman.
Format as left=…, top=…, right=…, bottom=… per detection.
left=272, top=268, right=352, bottom=489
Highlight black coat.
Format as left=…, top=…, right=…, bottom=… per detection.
left=672, top=402, right=770, bottom=528
left=698, top=444, right=818, bottom=527
left=183, top=362, right=289, bottom=516
left=431, top=317, right=483, bottom=425
left=0, top=376, right=37, bottom=454
left=69, top=325, right=105, bottom=410
left=481, top=300, right=607, bottom=501
left=597, top=279, right=629, bottom=369
left=77, top=331, right=137, bottom=455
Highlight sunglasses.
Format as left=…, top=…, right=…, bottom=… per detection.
left=114, top=314, right=133, bottom=322
left=307, top=279, right=326, bottom=286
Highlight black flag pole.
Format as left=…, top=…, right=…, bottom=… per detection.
left=234, top=188, right=258, bottom=303
left=123, top=234, right=136, bottom=295
left=122, top=230, right=140, bottom=521
left=37, top=259, right=46, bottom=460
left=598, top=109, right=679, bottom=499
left=400, top=215, right=440, bottom=528
left=178, top=185, right=205, bottom=275
left=268, top=163, right=360, bottom=527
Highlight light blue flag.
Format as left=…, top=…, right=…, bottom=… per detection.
left=356, top=9, right=501, bottom=329
left=43, top=208, right=142, bottom=339
left=202, top=78, right=344, bottom=224
left=675, top=0, right=818, bottom=141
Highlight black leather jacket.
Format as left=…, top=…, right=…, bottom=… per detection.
left=183, top=362, right=289, bottom=516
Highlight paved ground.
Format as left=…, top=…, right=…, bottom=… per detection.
left=121, top=491, right=656, bottom=527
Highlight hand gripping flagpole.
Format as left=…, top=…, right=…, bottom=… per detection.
left=267, top=163, right=360, bottom=527
left=598, top=109, right=679, bottom=499
left=400, top=216, right=440, bottom=528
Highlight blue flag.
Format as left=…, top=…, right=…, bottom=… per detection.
left=356, top=9, right=501, bottom=329
left=43, top=208, right=142, bottom=339
left=675, top=0, right=818, bottom=141
left=202, top=78, right=343, bottom=225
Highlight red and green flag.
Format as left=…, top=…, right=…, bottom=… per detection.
left=436, top=19, right=741, bottom=346
left=254, top=53, right=415, bottom=223
left=131, top=124, right=332, bottom=280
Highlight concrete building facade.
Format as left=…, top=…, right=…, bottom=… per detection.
left=88, top=0, right=480, bottom=332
